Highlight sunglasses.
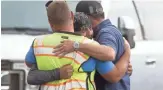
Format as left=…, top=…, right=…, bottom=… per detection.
left=45, top=0, right=67, bottom=8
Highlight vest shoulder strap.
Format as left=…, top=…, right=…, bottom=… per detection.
left=33, top=35, right=46, bottom=46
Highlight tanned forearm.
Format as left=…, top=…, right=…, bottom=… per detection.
left=101, top=49, right=130, bottom=83
left=78, top=43, right=116, bottom=61
left=115, top=51, right=130, bottom=77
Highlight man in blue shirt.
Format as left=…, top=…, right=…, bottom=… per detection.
left=26, top=10, right=131, bottom=85
left=53, top=1, right=131, bottom=90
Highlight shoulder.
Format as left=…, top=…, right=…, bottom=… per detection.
left=97, top=25, right=122, bottom=40
left=35, top=34, right=50, bottom=40
left=33, top=35, right=49, bottom=46
left=100, top=25, right=120, bottom=34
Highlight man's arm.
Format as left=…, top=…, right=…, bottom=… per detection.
left=27, top=64, right=73, bottom=85
left=27, top=64, right=60, bottom=85
left=78, top=43, right=115, bottom=61
left=97, top=39, right=130, bottom=83
left=83, top=48, right=130, bottom=83
left=53, top=32, right=116, bottom=61
left=25, top=44, right=60, bottom=85
left=128, top=62, right=133, bottom=76
left=25, top=43, right=73, bottom=85
left=81, top=39, right=131, bottom=83
left=79, top=31, right=118, bottom=61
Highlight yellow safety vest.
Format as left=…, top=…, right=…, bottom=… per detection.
left=33, top=32, right=98, bottom=90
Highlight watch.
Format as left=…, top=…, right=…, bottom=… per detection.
left=73, top=41, right=80, bottom=50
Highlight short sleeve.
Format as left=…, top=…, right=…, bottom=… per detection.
left=81, top=57, right=97, bottom=72
left=96, top=60, right=115, bottom=75
left=25, top=41, right=36, bottom=64
left=81, top=57, right=115, bottom=74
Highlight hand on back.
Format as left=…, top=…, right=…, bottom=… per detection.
left=59, top=64, right=74, bottom=79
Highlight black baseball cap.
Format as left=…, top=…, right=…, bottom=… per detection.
left=76, top=1, right=104, bottom=16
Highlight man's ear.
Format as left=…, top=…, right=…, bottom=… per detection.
left=48, top=21, right=55, bottom=30
left=70, top=11, right=74, bottom=21
left=49, top=22, right=53, bottom=28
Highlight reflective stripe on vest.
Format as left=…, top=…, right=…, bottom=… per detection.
left=34, top=47, right=87, bottom=64
left=40, top=80, right=87, bottom=90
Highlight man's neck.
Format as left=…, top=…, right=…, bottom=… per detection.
left=59, top=29, right=74, bottom=33
left=95, top=18, right=104, bottom=27
left=93, top=18, right=105, bottom=38
left=53, top=26, right=74, bottom=33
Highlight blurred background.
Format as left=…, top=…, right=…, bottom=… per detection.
left=1, top=0, right=163, bottom=90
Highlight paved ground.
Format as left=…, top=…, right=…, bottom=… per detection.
left=130, top=54, right=163, bottom=90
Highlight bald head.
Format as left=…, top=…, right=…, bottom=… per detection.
left=47, top=1, right=71, bottom=26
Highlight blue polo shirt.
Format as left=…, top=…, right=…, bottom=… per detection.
left=94, top=19, right=130, bottom=90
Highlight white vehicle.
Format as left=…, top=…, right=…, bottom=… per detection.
left=1, top=31, right=48, bottom=90
left=1, top=0, right=163, bottom=90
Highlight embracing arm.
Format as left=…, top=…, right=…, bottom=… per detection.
left=78, top=43, right=115, bottom=61
left=100, top=49, right=130, bottom=83
left=27, top=63, right=73, bottom=85
left=78, top=30, right=120, bottom=61
left=25, top=43, right=73, bottom=85
left=27, top=64, right=60, bottom=85
left=98, top=40, right=130, bottom=83
left=53, top=32, right=117, bottom=61
left=25, top=45, right=60, bottom=85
